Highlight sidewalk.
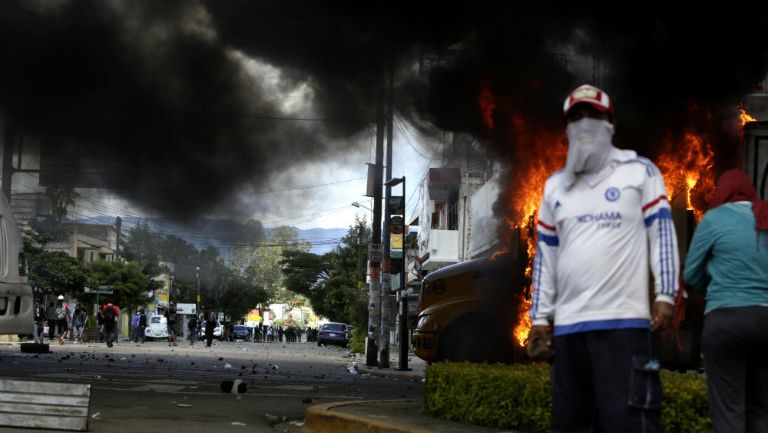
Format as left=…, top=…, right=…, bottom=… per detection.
left=302, top=349, right=512, bottom=433
left=303, top=400, right=510, bottom=433
left=353, top=346, right=427, bottom=381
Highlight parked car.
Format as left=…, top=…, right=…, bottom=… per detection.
left=198, top=321, right=223, bottom=339
left=144, top=315, right=169, bottom=340
left=317, top=322, right=349, bottom=347
left=231, top=325, right=249, bottom=341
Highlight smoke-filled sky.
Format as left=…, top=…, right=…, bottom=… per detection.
left=1, top=2, right=766, bottom=228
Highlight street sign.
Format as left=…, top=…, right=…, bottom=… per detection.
left=84, top=286, right=113, bottom=295
left=175, top=303, right=196, bottom=315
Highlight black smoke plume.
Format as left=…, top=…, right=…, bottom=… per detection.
left=1, top=2, right=766, bottom=219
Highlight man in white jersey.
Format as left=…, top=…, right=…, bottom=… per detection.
left=528, top=84, right=678, bottom=433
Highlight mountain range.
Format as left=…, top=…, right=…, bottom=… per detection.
left=79, top=216, right=347, bottom=256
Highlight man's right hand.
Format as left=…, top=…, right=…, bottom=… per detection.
left=529, top=325, right=552, bottom=348
left=527, top=324, right=553, bottom=359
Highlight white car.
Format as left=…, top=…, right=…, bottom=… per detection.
left=198, top=321, right=223, bottom=339
left=144, top=316, right=169, bottom=340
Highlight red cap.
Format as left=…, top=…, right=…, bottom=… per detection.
left=563, top=84, right=612, bottom=116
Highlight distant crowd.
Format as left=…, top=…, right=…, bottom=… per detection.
left=30, top=297, right=320, bottom=348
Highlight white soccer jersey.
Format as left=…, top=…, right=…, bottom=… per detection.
left=530, top=147, right=678, bottom=336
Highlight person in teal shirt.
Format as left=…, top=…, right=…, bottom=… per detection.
left=684, top=169, right=768, bottom=433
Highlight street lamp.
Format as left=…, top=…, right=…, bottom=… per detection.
left=384, top=177, right=409, bottom=371
left=351, top=201, right=373, bottom=212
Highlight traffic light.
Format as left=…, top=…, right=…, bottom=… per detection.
left=390, top=215, right=404, bottom=234
left=387, top=196, right=404, bottom=215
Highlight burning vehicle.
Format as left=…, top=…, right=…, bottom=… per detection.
left=413, top=101, right=765, bottom=369
left=413, top=252, right=527, bottom=363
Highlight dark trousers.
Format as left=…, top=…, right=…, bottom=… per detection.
left=103, top=323, right=116, bottom=344
left=702, top=306, right=768, bottom=433
left=205, top=331, right=214, bottom=347
left=551, top=328, right=662, bottom=433
left=47, top=319, right=56, bottom=339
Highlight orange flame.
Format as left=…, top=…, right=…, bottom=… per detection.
left=657, top=132, right=715, bottom=221
left=487, top=103, right=759, bottom=350
left=508, top=139, right=566, bottom=347
left=478, top=88, right=496, bottom=129
left=488, top=110, right=567, bottom=348
left=740, top=107, right=756, bottom=127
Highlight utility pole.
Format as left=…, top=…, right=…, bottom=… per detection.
left=366, top=75, right=386, bottom=367
left=379, top=59, right=395, bottom=368
left=115, top=217, right=122, bottom=259
left=195, top=266, right=201, bottom=318
left=397, top=177, right=409, bottom=371
left=1, top=127, right=15, bottom=202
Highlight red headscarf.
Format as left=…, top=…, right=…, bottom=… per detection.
left=709, top=169, right=768, bottom=231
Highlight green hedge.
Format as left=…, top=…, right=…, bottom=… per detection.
left=424, top=362, right=712, bottom=433
left=349, top=326, right=366, bottom=354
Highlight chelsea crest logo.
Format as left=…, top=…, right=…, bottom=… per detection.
left=605, top=187, right=620, bottom=202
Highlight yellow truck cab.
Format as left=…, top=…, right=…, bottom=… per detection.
left=413, top=254, right=526, bottom=364
left=0, top=193, right=33, bottom=336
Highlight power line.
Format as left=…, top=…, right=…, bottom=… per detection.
left=236, top=177, right=366, bottom=195
left=395, top=114, right=441, bottom=158
left=395, top=120, right=433, bottom=160
left=395, top=116, right=439, bottom=159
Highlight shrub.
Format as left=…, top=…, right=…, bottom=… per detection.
left=660, top=370, right=713, bottom=433
left=85, top=314, right=98, bottom=328
left=424, top=362, right=712, bottom=433
left=349, top=326, right=365, bottom=354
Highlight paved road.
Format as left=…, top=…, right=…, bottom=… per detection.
left=0, top=340, right=424, bottom=432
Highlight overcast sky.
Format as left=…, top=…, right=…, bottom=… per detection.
left=4, top=2, right=766, bottom=235
left=11, top=116, right=438, bottom=230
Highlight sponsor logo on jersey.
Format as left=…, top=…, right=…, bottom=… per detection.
left=576, top=211, right=622, bottom=229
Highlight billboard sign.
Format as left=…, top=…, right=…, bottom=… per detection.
left=175, top=303, right=196, bottom=315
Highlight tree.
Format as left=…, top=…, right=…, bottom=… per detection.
left=85, top=261, right=157, bottom=309
left=45, top=185, right=80, bottom=223
left=123, top=221, right=163, bottom=275
left=280, top=218, right=371, bottom=328
left=216, top=267, right=268, bottom=321
left=29, top=216, right=70, bottom=246
left=25, top=241, right=88, bottom=296
left=123, top=220, right=269, bottom=319
left=242, top=225, right=309, bottom=303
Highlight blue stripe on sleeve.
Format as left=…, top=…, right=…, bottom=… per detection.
left=663, top=218, right=673, bottom=295
left=530, top=251, right=542, bottom=320
left=538, top=232, right=559, bottom=247
left=660, top=218, right=666, bottom=295
left=644, top=207, right=672, bottom=227
left=666, top=218, right=676, bottom=295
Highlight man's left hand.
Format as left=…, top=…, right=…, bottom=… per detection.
left=650, top=301, right=674, bottom=331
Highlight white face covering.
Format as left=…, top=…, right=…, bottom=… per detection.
left=563, top=117, right=615, bottom=187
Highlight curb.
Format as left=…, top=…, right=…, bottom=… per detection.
left=303, top=400, right=434, bottom=433
left=357, top=367, right=425, bottom=382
